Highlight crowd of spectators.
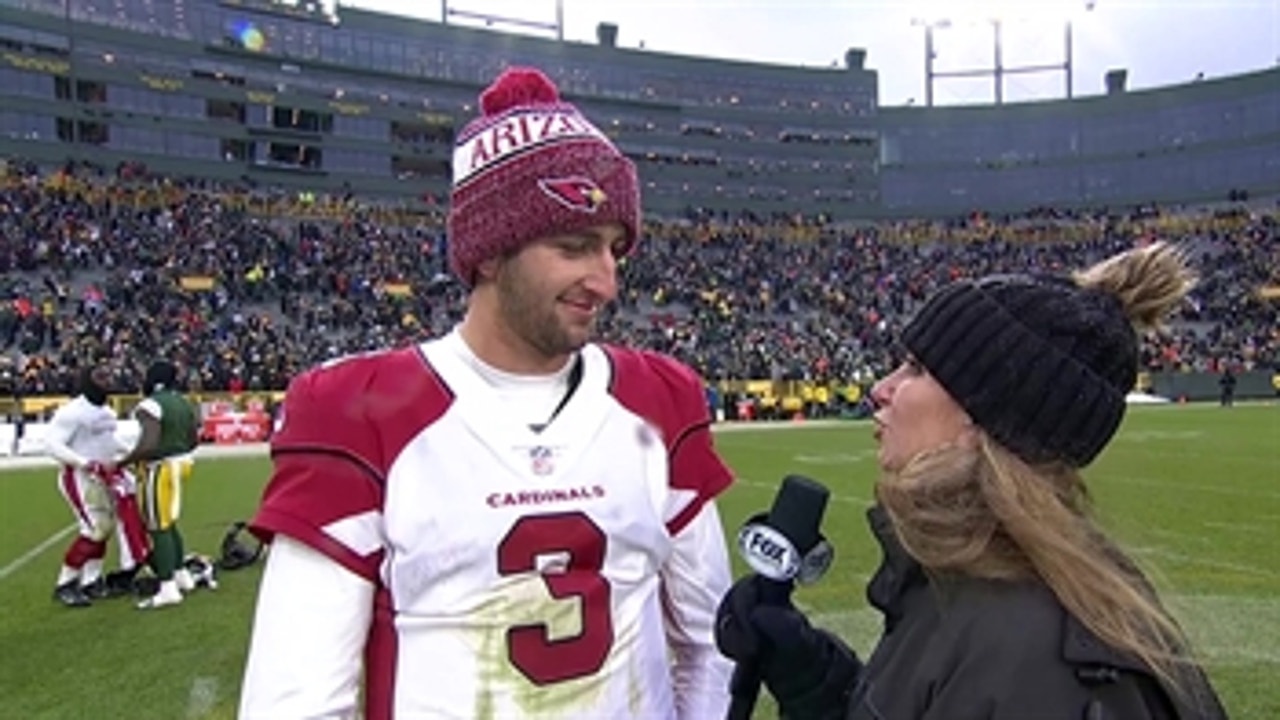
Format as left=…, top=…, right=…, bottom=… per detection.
left=1, top=159, right=1276, bottom=396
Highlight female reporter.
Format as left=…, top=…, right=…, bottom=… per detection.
left=716, top=242, right=1228, bottom=720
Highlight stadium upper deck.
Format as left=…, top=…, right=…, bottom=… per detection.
left=0, top=0, right=1276, bottom=219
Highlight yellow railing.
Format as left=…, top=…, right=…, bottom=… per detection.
left=0, top=391, right=286, bottom=419
left=2, top=373, right=1162, bottom=419
left=714, top=380, right=864, bottom=410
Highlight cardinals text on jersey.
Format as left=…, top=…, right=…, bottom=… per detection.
left=252, top=338, right=732, bottom=719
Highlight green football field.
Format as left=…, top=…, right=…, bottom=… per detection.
left=0, top=404, right=1276, bottom=719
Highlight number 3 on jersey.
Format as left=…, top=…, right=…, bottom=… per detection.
left=497, top=512, right=614, bottom=685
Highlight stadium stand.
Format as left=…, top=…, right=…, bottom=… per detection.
left=1, top=160, right=1275, bottom=401
left=0, top=0, right=1276, bottom=418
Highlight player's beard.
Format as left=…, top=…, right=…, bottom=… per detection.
left=495, top=260, right=593, bottom=361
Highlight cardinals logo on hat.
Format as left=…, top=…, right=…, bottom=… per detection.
left=538, top=176, right=607, bottom=213
left=447, top=67, right=641, bottom=286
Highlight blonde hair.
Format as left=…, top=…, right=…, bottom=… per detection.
left=1072, top=241, right=1196, bottom=330
left=877, top=242, right=1201, bottom=695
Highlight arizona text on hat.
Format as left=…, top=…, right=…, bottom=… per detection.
left=447, top=67, right=640, bottom=286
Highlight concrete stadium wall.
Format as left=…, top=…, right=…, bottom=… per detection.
left=1148, top=370, right=1277, bottom=403
left=878, top=67, right=1280, bottom=216
left=5, top=3, right=1277, bottom=219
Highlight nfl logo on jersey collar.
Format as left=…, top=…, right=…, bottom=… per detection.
left=529, top=445, right=555, bottom=476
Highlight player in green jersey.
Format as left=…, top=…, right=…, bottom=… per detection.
left=117, top=360, right=199, bottom=609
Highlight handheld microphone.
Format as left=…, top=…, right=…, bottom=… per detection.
left=726, top=474, right=833, bottom=720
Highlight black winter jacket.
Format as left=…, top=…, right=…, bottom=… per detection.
left=838, top=506, right=1229, bottom=720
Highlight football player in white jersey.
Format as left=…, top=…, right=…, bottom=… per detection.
left=240, top=67, right=736, bottom=720
left=42, top=366, right=150, bottom=607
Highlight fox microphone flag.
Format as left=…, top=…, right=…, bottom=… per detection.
left=727, top=474, right=834, bottom=720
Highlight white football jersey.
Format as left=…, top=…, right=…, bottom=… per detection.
left=44, top=396, right=120, bottom=464
left=253, top=335, right=734, bottom=720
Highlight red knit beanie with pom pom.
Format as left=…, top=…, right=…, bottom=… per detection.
left=447, top=66, right=640, bottom=286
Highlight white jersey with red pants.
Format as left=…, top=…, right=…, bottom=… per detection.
left=240, top=332, right=735, bottom=719
left=42, top=396, right=149, bottom=585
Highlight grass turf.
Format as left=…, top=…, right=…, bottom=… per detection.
left=0, top=404, right=1275, bottom=719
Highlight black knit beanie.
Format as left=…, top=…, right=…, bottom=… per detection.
left=900, top=274, right=1138, bottom=467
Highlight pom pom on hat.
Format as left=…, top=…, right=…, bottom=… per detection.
left=479, top=67, right=560, bottom=115
left=447, top=67, right=641, bottom=286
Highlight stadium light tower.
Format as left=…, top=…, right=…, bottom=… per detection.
left=441, top=0, right=564, bottom=41
left=914, top=0, right=1095, bottom=106
left=910, top=17, right=952, bottom=108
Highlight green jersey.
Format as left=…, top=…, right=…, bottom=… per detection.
left=135, top=390, right=198, bottom=459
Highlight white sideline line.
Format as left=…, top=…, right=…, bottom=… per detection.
left=0, top=423, right=843, bottom=583
left=0, top=421, right=858, bottom=472
left=0, top=445, right=273, bottom=583
left=0, top=424, right=851, bottom=582
left=0, top=524, right=75, bottom=581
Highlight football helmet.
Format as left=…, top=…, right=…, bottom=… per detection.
left=182, top=553, right=219, bottom=590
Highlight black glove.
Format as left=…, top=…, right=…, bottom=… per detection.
left=716, top=575, right=862, bottom=719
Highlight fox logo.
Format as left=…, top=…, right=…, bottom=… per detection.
left=538, top=176, right=607, bottom=213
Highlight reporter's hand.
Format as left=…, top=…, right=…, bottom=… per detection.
left=716, top=574, right=771, bottom=663
left=716, top=575, right=862, bottom=718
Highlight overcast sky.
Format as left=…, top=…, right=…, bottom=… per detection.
left=337, top=0, right=1279, bottom=106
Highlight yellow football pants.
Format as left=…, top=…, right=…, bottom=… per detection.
left=140, top=456, right=194, bottom=531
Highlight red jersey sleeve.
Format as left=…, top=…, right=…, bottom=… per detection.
left=251, top=348, right=452, bottom=582
left=605, top=347, right=735, bottom=535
